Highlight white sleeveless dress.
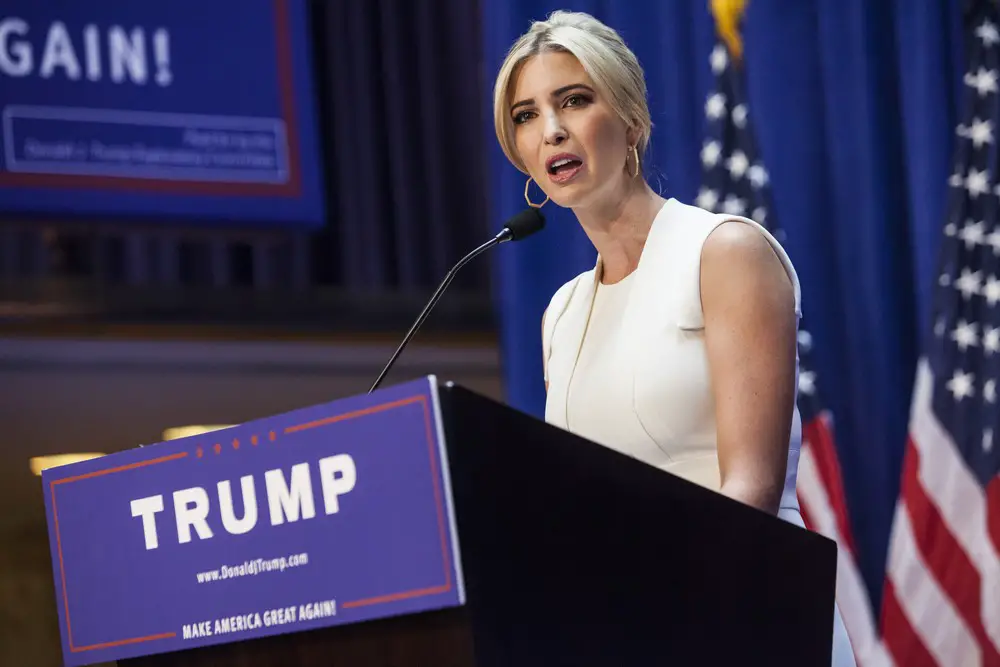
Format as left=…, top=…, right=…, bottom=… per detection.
left=542, top=197, right=856, bottom=667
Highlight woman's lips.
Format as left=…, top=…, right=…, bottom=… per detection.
left=548, top=163, right=583, bottom=184
left=545, top=152, right=584, bottom=185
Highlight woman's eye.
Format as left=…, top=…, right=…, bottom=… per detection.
left=513, top=111, right=535, bottom=124
left=564, top=94, right=589, bottom=107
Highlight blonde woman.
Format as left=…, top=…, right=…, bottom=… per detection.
left=493, top=10, right=856, bottom=666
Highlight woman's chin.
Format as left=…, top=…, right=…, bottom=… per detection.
left=543, top=181, right=592, bottom=208
left=548, top=187, right=598, bottom=210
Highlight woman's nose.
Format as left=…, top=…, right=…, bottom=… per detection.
left=543, top=112, right=567, bottom=145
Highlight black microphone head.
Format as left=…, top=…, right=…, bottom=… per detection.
left=503, top=208, right=546, bottom=241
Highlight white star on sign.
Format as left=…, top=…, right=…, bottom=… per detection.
left=946, top=370, right=976, bottom=401
left=951, top=320, right=979, bottom=351
left=984, top=275, right=1000, bottom=306
left=985, top=379, right=997, bottom=403
left=706, top=93, right=727, bottom=119
left=748, top=164, right=769, bottom=189
left=950, top=170, right=965, bottom=188
left=701, top=140, right=721, bottom=167
left=710, top=44, right=728, bottom=74
left=939, top=272, right=952, bottom=287
left=984, top=428, right=994, bottom=454
left=965, top=67, right=999, bottom=97
left=983, top=326, right=1000, bottom=355
left=966, top=168, right=991, bottom=198
left=956, top=268, right=983, bottom=299
left=726, top=151, right=749, bottom=179
left=751, top=207, right=767, bottom=225
left=798, top=330, right=813, bottom=351
left=977, top=20, right=1000, bottom=47
left=696, top=187, right=719, bottom=211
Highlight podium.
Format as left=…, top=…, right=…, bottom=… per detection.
left=41, top=377, right=836, bottom=667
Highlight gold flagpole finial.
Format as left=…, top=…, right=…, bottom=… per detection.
left=709, top=0, right=748, bottom=62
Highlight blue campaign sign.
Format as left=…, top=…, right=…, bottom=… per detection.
left=0, top=0, right=325, bottom=227
left=41, top=377, right=464, bottom=666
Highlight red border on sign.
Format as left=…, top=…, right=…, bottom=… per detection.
left=284, top=395, right=455, bottom=608
left=0, top=0, right=302, bottom=198
left=49, top=392, right=454, bottom=654
left=50, top=453, right=189, bottom=652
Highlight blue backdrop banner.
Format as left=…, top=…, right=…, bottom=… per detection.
left=0, top=0, right=324, bottom=227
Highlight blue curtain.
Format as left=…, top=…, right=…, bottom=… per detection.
left=482, top=0, right=966, bottom=612
left=314, top=0, right=489, bottom=292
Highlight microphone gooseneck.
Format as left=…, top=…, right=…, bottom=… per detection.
left=368, top=208, right=545, bottom=394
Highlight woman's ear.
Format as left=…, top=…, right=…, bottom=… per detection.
left=625, top=123, right=639, bottom=149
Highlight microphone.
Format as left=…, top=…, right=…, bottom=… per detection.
left=368, top=208, right=546, bottom=393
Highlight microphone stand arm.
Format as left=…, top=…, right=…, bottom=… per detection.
left=368, top=229, right=511, bottom=394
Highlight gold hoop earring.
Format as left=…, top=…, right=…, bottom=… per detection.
left=524, top=177, right=550, bottom=208
left=628, top=145, right=640, bottom=178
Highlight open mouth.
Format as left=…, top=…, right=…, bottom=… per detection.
left=547, top=157, right=583, bottom=176
left=546, top=154, right=584, bottom=183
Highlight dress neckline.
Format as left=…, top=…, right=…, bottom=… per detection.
left=592, top=198, right=675, bottom=287
left=597, top=270, right=636, bottom=289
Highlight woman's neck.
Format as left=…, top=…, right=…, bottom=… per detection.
left=574, top=182, right=665, bottom=284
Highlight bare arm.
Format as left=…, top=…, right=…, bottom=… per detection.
left=700, top=221, right=798, bottom=514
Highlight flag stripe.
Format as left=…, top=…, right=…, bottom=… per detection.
left=901, top=436, right=1000, bottom=664
left=909, top=361, right=1000, bottom=655
left=880, top=579, right=943, bottom=667
left=884, top=500, right=981, bottom=665
left=802, top=412, right=858, bottom=557
left=989, top=477, right=1000, bottom=570
left=799, top=442, right=888, bottom=667
left=902, top=436, right=1000, bottom=665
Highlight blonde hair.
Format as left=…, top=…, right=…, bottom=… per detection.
left=492, top=10, right=651, bottom=175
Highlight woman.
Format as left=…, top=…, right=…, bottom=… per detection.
left=492, top=10, right=856, bottom=666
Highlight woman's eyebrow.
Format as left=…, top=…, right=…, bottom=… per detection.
left=510, top=83, right=595, bottom=113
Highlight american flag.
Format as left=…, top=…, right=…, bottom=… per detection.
left=879, top=5, right=1000, bottom=666
left=699, top=36, right=880, bottom=665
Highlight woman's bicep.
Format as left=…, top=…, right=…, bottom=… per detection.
left=700, top=221, right=798, bottom=513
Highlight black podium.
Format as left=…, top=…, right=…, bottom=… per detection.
left=121, top=380, right=837, bottom=667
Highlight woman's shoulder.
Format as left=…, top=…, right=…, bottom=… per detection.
left=661, top=198, right=770, bottom=241
left=664, top=198, right=798, bottom=279
left=700, top=215, right=802, bottom=319
left=648, top=198, right=802, bottom=324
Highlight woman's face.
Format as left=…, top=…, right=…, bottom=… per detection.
left=510, top=51, right=632, bottom=209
